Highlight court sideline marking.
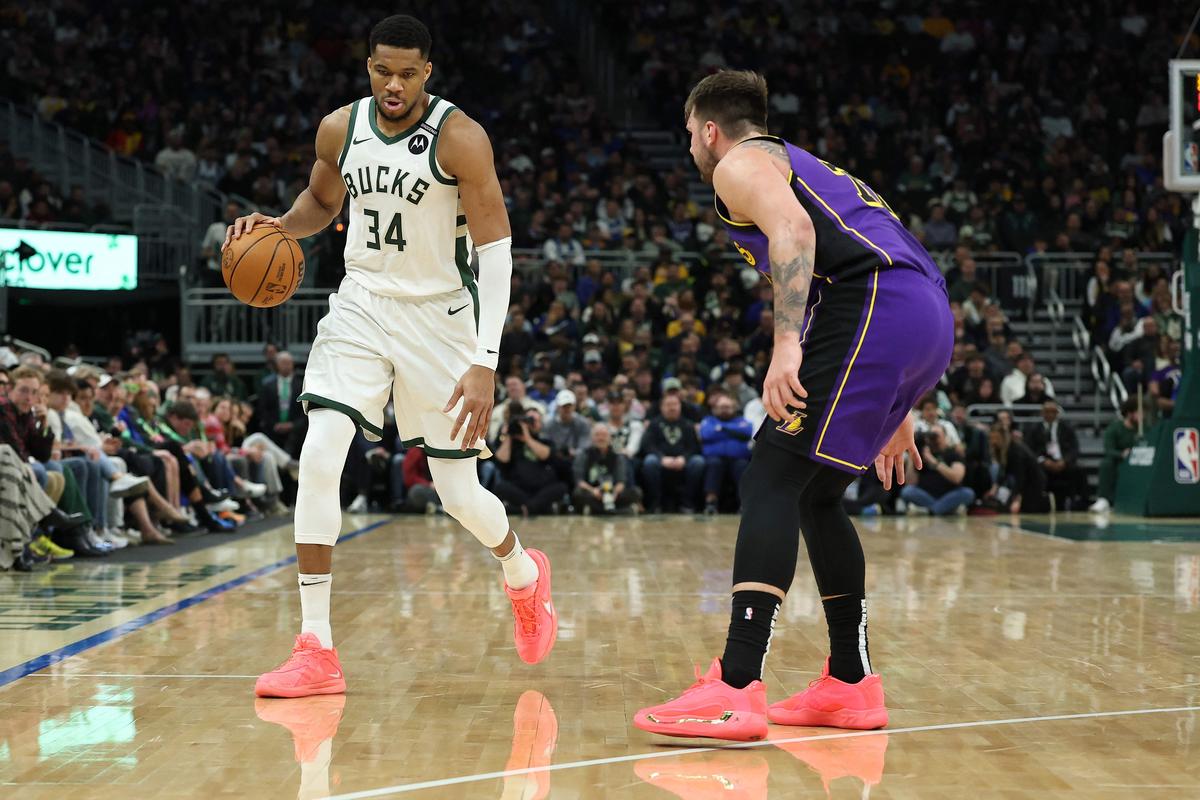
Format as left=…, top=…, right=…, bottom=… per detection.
left=24, top=673, right=260, bottom=679
left=324, top=704, right=1200, bottom=799
left=0, top=520, right=390, bottom=689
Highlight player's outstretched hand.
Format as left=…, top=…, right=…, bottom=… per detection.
left=222, top=212, right=281, bottom=251
left=762, top=340, right=807, bottom=422
left=874, top=414, right=922, bottom=491
left=445, top=365, right=496, bottom=451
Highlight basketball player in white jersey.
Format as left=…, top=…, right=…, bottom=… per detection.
left=224, top=15, right=557, bottom=697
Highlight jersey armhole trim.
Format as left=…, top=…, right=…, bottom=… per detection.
left=429, top=106, right=460, bottom=186
left=714, top=195, right=757, bottom=228
left=337, top=100, right=360, bottom=170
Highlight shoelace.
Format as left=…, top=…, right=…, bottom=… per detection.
left=680, top=664, right=714, bottom=696
left=275, top=637, right=321, bottom=670
left=511, top=596, right=540, bottom=635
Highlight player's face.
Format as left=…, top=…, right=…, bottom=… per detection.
left=685, top=114, right=719, bottom=184
left=368, top=46, right=432, bottom=123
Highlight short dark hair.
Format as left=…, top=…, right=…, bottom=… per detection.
left=684, top=70, right=768, bottom=136
left=166, top=400, right=199, bottom=422
left=370, top=15, right=432, bottom=59
left=1121, top=399, right=1139, bottom=417
left=46, top=369, right=75, bottom=396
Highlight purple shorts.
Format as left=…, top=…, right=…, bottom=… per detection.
left=758, top=266, right=954, bottom=473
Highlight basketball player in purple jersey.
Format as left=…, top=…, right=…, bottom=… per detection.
left=634, top=71, right=953, bottom=741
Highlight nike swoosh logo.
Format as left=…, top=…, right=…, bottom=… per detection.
left=299, top=580, right=329, bottom=587
left=353, top=137, right=371, bottom=145
left=329, top=671, right=341, bottom=678
left=485, top=349, right=498, bottom=355
left=543, top=600, right=554, bottom=616
left=448, top=304, right=470, bottom=315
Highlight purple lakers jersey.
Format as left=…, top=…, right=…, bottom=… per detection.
left=716, top=136, right=944, bottom=287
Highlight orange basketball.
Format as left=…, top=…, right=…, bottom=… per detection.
left=221, top=225, right=305, bottom=308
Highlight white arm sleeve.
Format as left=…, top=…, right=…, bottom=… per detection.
left=472, top=236, right=513, bottom=371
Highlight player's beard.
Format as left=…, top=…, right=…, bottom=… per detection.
left=693, top=144, right=718, bottom=184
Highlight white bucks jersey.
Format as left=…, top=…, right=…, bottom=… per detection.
left=337, top=95, right=471, bottom=297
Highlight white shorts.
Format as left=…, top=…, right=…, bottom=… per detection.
left=300, top=276, right=491, bottom=459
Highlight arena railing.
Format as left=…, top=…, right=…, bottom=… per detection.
left=1069, top=315, right=1091, bottom=404
left=1089, top=344, right=1128, bottom=431
left=2, top=99, right=226, bottom=232
left=179, top=287, right=333, bottom=366
left=0, top=334, right=51, bottom=363
left=964, top=402, right=1101, bottom=439
left=1026, top=251, right=1179, bottom=307
left=178, top=245, right=1041, bottom=365
left=1035, top=250, right=1178, bottom=412
left=0, top=99, right=283, bottom=280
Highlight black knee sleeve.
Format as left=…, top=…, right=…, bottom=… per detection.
left=732, top=442, right=823, bottom=594
left=797, top=467, right=864, bottom=597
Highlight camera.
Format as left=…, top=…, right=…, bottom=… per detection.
left=508, top=415, right=533, bottom=436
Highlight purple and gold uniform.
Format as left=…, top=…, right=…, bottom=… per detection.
left=718, top=135, right=954, bottom=473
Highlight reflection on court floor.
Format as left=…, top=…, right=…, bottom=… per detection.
left=1, top=513, right=1198, bottom=798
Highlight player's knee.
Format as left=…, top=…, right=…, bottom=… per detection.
left=440, top=478, right=508, bottom=546
left=297, top=410, right=356, bottom=490
left=739, top=449, right=782, bottom=503
left=436, top=485, right=474, bottom=524
left=297, top=446, right=340, bottom=491
left=803, top=467, right=856, bottom=508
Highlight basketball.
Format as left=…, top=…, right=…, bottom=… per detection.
left=221, top=225, right=305, bottom=308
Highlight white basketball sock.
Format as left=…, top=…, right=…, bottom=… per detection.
left=495, top=533, right=539, bottom=590
left=298, top=573, right=333, bottom=648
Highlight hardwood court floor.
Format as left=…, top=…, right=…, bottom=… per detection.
left=1, top=511, right=1199, bottom=799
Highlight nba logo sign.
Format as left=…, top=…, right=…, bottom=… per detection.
left=1176, top=428, right=1200, bottom=484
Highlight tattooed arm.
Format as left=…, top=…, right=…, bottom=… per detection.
left=712, top=144, right=816, bottom=421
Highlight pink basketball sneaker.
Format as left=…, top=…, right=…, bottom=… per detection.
left=633, top=658, right=768, bottom=742
left=255, top=633, right=347, bottom=698
left=505, top=548, right=558, bottom=664
left=767, top=659, right=888, bottom=730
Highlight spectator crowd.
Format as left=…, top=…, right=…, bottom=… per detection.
left=0, top=338, right=307, bottom=571
left=6, top=0, right=1188, bottom=267
left=0, top=1, right=1191, bottom=573
left=601, top=0, right=1188, bottom=256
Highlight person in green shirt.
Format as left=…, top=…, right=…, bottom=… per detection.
left=1091, top=399, right=1141, bottom=513
left=202, top=353, right=248, bottom=400
left=87, top=375, right=117, bottom=432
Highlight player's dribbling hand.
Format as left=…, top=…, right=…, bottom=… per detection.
left=223, top=212, right=282, bottom=251
left=874, top=414, right=922, bottom=491
left=762, top=340, right=807, bottom=422
left=445, top=365, right=496, bottom=451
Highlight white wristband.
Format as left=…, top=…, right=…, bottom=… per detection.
left=471, top=236, right=512, bottom=370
